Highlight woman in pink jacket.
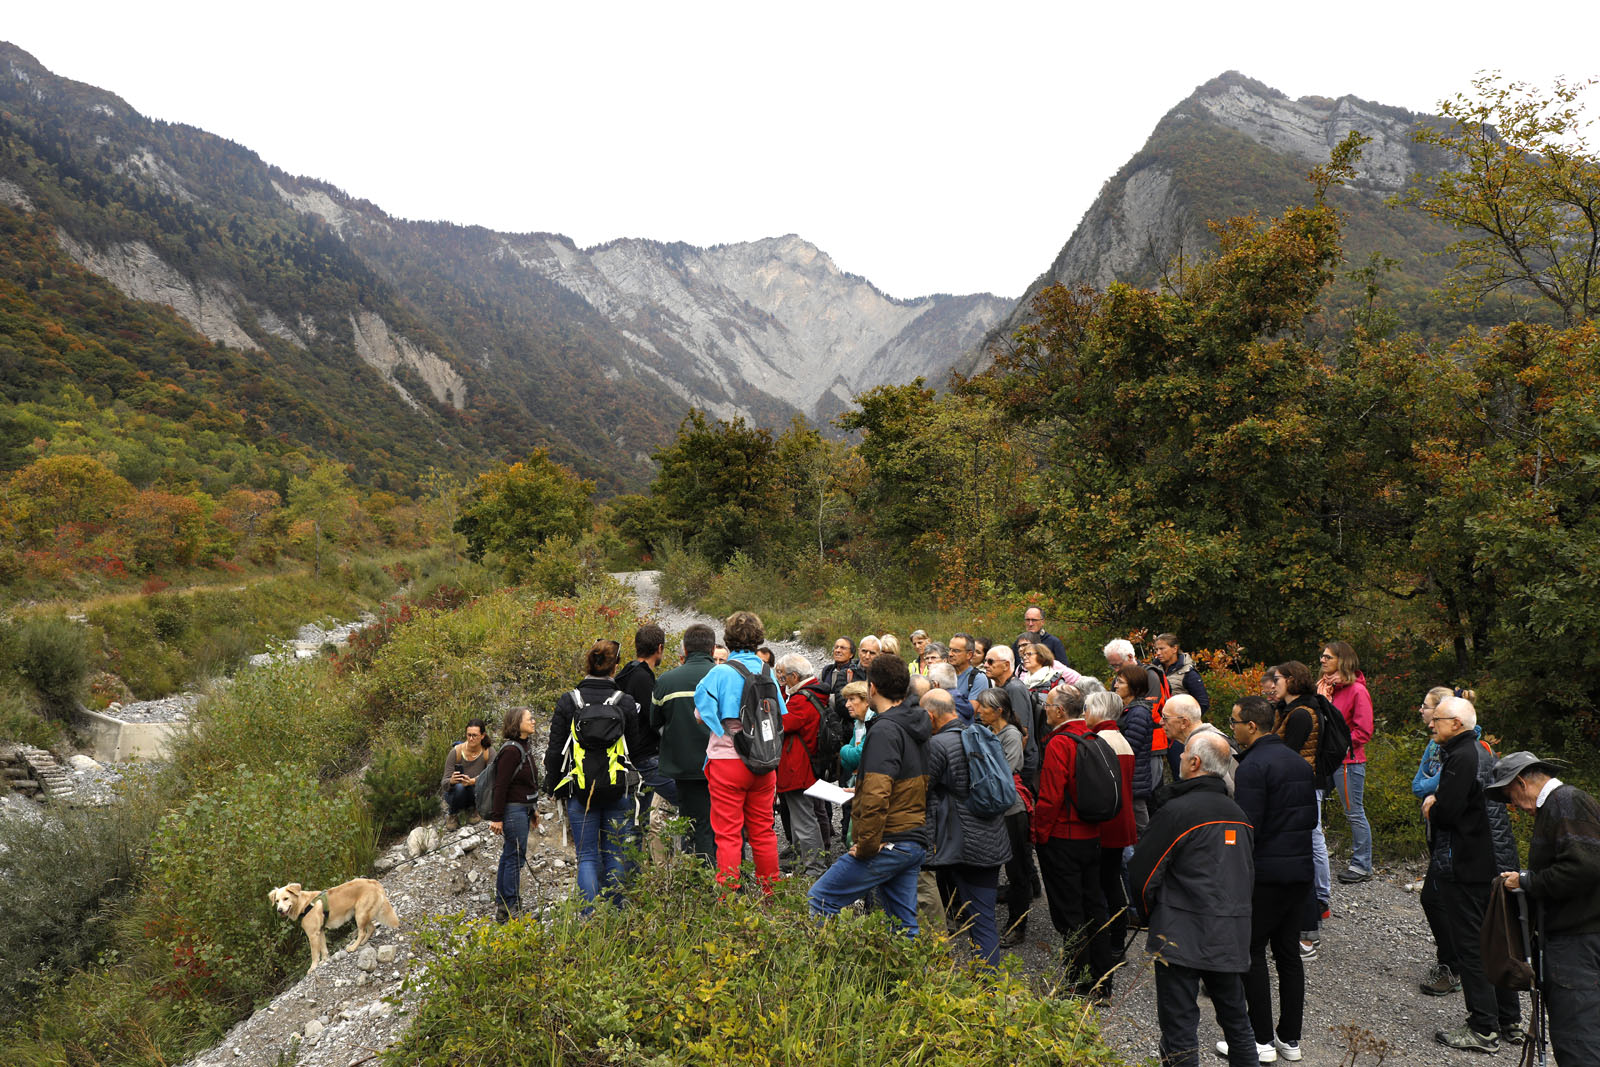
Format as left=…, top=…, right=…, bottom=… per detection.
left=1318, top=641, right=1375, bottom=881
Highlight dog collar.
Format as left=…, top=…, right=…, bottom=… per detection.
left=296, top=890, right=329, bottom=921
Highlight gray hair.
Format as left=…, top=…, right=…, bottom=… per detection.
left=1437, top=695, right=1478, bottom=731
left=1084, top=691, right=1123, bottom=725
left=859, top=635, right=880, bottom=650
left=1074, top=677, right=1106, bottom=696
left=988, top=645, right=1015, bottom=666
left=923, top=641, right=948, bottom=659
left=922, top=688, right=956, bottom=720
left=926, top=662, right=957, bottom=690
left=1188, top=731, right=1233, bottom=778
left=909, top=675, right=932, bottom=698
left=776, top=652, right=814, bottom=679
left=1163, top=694, right=1202, bottom=727
left=1046, top=684, right=1085, bottom=718
left=1103, top=638, right=1136, bottom=661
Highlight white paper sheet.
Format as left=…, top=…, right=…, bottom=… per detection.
left=803, top=779, right=856, bottom=805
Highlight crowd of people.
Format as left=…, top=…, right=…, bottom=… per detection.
left=459, top=607, right=1599, bottom=1067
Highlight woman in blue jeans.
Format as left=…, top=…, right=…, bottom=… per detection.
left=489, top=705, right=539, bottom=923
left=543, top=640, right=645, bottom=912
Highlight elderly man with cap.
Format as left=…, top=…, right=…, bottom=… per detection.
left=1491, top=751, right=1600, bottom=1067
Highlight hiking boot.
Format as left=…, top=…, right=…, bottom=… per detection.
left=1337, top=865, right=1373, bottom=883
left=1420, top=963, right=1462, bottom=996
left=1215, top=1039, right=1277, bottom=1062
left=444, top=814, right=461, bottom=831
left=1298, top=940, right=1318, bottom=961
left=1271, top=1036, right=1302, bottom=1062
left=1435, top=1025, right=1499, bottom=1053
left=494, top=897, right=521, bottom=924
left=1000, top=923, right=1027, bottom=947
left=1501, top=1023, right=1526, bottom=1045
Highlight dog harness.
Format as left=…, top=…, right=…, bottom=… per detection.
left=296, top=890, right=330, bottom=922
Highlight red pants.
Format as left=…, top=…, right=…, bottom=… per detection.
left=706, top=757, right=779, bottom=891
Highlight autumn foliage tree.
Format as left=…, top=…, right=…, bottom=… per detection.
left=453, top=450, right=594, bottom=574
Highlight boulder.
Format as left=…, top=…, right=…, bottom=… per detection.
left=405, top=826, right=440, bottom=858
left=356, top=946, right=378, bottom=972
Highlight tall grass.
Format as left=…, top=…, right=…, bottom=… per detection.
left=391, top=861, right=1122, bottom=1067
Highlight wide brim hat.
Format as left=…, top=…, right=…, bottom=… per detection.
left=1485, top=751, right=1559, bottom=802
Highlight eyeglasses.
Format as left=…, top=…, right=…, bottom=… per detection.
left=1229, top=718, right=1245, bottom=726
left=983, top=656, right=1003, bottom=664
left=1318, top=654, right=1334, bottom=661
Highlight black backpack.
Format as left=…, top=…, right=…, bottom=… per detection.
left=1062, top=730, right=1122, bottom=823
left=800, top=685, right=845, bottom=780
left=1312, top=694, right=1353, bottom=781
left=725, top=661, right=785, bottom=774
left=553, top=690, right=632, bottom=796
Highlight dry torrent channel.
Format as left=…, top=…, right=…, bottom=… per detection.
left=179, top=574, right=1501, bottom=1065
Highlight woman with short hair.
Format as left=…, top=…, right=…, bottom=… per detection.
left=975, top=687, right=1036, bottom=946
left=1113, top=663, right=1155, bottom=837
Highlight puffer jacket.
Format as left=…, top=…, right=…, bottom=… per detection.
left=1429, top=729, right=1495, bottom=882
left=1119, top=698, right=1155, bottom=799
left=1233, top=733, right=1316, bottom=884
left=1128, top=774, right=1255, bottom=973
left=1163, top=653, right=1210, bottom=716
left=926, top=719, right=1012, bottom=869
left=1275, top=694, right=1321, bottom=772
left=851, top=696, right=931, bottom=859
left=1473, top=733, right=1519, bottom=873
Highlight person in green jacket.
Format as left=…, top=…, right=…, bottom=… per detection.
left=651, top=623, right=717, bottom=858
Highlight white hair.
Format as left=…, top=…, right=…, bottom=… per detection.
left=776, top=653, right=813, bottom=679
left=1438, top=696, right=1478, bottom=731
left=927, top=662, right=957, bottom=690
left=1075, top=676, right=1106, bottom=696
left=1084, top=691, right=1124, bottom=726
left=1103, top=638, right=1135, bottom=661
left=859, top=635, right=880, bottom=650
left=989, top=645, right=1015, bottom=666
left=1189, top=731, right=1233, bottom=777
left=1163, top=694, right=1202, bottom=726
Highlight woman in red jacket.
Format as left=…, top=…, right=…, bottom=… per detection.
left=1085, top=689, right=1136, bottom=956
left=774, top=653, right=827, bottom=878
left=1318, top=641, right=1375, bottom=882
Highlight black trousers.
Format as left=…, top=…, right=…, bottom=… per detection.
left=1420, top=867, right=1521, bottom=1028
left=1545, top=931, right=1600, bottom=1067
left=1154, top=961, right=1257, bottom=1067
left=1001, top=809, right=1035, bottom=933
left=673, top=778, right=716, bottom=860
left=1245, top=880, right=1308, bottom=1044
left=1036, top=837, right=1115, bottom=989
left=1431, top=874, right=1501, bottom=1036
left=1100, top=845, right=1128, bottom=957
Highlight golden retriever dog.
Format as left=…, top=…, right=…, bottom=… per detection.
left=268, top=878, right=400, bottom=973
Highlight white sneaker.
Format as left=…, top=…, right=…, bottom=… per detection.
left=1272, top=1036, right=1302, bottom=1062
left=1216, top=1040, right=1278, bottom=1063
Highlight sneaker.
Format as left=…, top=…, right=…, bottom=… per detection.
left=1215, top=1039, right=1277, bottom=1063
left=1298, top=940, right=1318, bottom=961
left=1272, top=1037, right=1302, bottom=1062
left=1336, top=865, right=1373, bottom=883
left=1501, top=1023, right=1526, bottom=1045
left=1420, top=963, right=1462, bottom=996
left=1435, top=1025, right=1499, bottom=1053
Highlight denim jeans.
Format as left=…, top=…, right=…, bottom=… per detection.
left=1304, top=788, right=1331, bottom=936
left=495, top=802, right=531, bottom=908
left=1334, top=763, right=1372, bottom=873
left=809, top=841, right=926, bottom=935
left=443, top=783, right=475, bottom=816
left=567, top=794, right=632, bottom=909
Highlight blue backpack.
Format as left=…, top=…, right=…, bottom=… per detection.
left=960, top=722, right=1018, bottom=817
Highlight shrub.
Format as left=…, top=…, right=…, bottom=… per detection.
left=657, top=538, right=715, bottom=606
left=521, top=534, right=589, bottom=597
left=1360, top=730, right=1431, bottom=863
left=11, top=614, right=91, bottom=716
left=144, top=765, right=374, bottom=1002
left=0, top=805, right=143, bottom=1022
left=390, top=863, right=1121, bottom=1067
left=0, top=685, right=67, bottom=749
left=365, top=740, right=447, bottom=839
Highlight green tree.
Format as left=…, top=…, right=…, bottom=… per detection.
left=453, top=449, right=594, bottom=573
left=970, top=135, right=1368, bottom=653
left=646, top=410, right=784, bottom=564
left=1403, top=75, right=1600, bottom=326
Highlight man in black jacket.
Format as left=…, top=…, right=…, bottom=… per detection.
left=1423, top=697, right=1504, bottom=1053
left=616, top=624, right=670, bottom=863
left=1490, top=751, right=1600, bottom=1067
left=1129, top=731, right=1258, bottom=1067
left=651, top=624, right=716, bottom=859
left=1230, top=696, right=1316, bottom=1063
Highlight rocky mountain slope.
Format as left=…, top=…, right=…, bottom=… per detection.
left=0, top=41, right=1005, bottom=491
left=972, top=72, right=1472, bottom=370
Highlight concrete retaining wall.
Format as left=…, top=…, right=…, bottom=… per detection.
left=75, top=706, right=185, bottom=762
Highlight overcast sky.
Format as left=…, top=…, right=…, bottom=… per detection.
left=8, top=2, right=1598, bottom=299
